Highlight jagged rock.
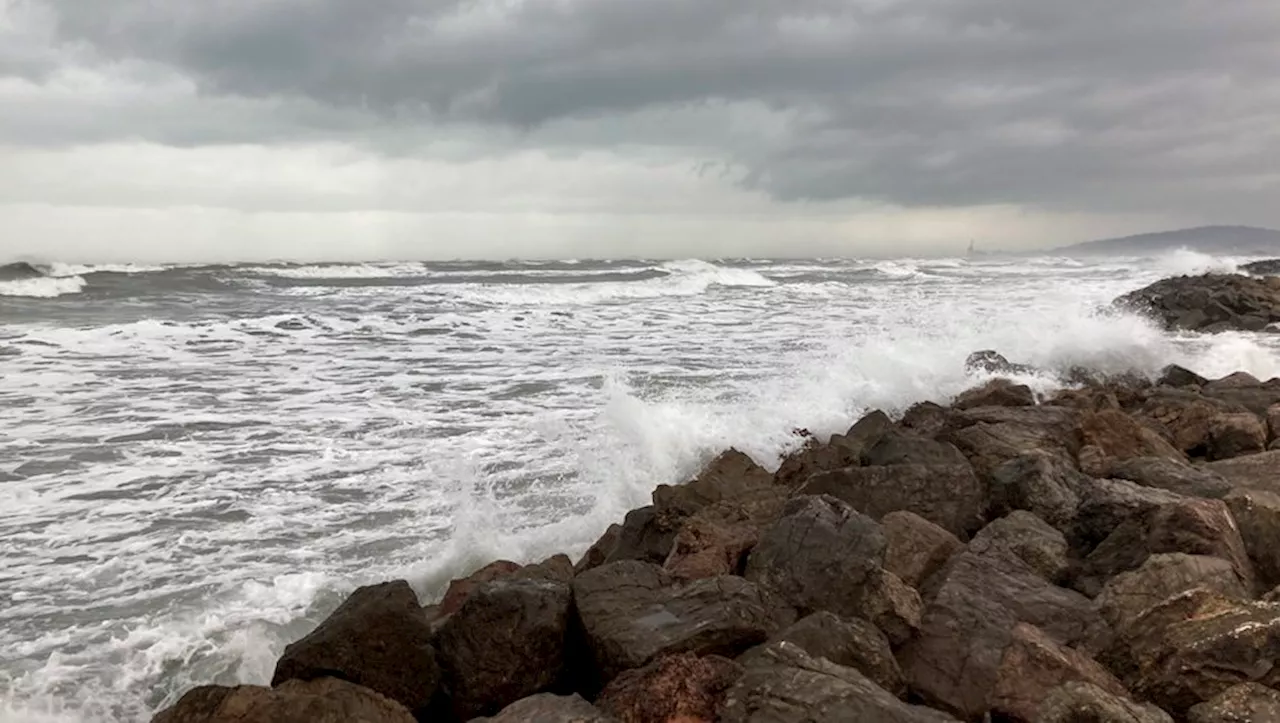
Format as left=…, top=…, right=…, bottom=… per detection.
left=1205, top=383, right=1280, bottom=418
left=438, top=561, right=523, bottom=616
left=1102, top=590, right=1280, bottom=716
left=1224, top=488, right=1280, bottom=588
left=662, top=513, right=758, bottom=581
left=861, top=429, right=970, bottom=467
left=518, top=554, right=576, bottom=583
left=988, top=623, right=1129, bottom=723
left=1035, top=682, right=1174, bottom=723
left=151, top=678, right=416, bottom=723
left=575, top=524, right=622, bottom=574
left=596, top=653, right=742, bottom=723
left=1268, top=403, right=1280, bottom=441
left=271, top=581, right=439, bottom=718
left=1205, top=450, right=1280, bottom=494
left=882, top=511, right=964, bottom=589
left=471, top=693, right=614, bottom=723
left=573, top=561, right=792, bottom=682
left=434, top=578, right=573, bottom=719
left=1071, top=478, right=1186, bottom=552
left=800, top=462, right=986, bottom=538
left=1242, top=259, right=1280, bottom=276
left=604, top=506, right=680, bottom=565
left=651, top=449, right=773, bottom=517
left=1139, top=389, right=1245, bottom=457
left=1158, top=364, right=1209, bottom=388
left=1105, top=456, right=1232, bottom=498
left=900, top=401, right=952, bottom=438
left=1115, top=273, right=1280, bottom=333
left=836, top=409, right=895, bottom=456
left=902, top=548, right=1107, bottom=720
left=773, top=438, right=863, bottom=489
left=945, top=407, right=1082, bottom=487
left=1076, top=497, right=1255, bottom=597
left=747, top=611, right=905, bottom=696
left=1187, top=683, right=1280, bottom=723
left=856, top=566, right=924, bottom=647
left=1079, top=409, right=1185, bottom=465
left=966, top=350, right=1036, bottom=376
left=970, top=511, right=1069, bottom=584
left=953, top=378, right=1036, bottom=410
left=721, top=642, right=961, bottom=723
left=1096, top=553, right=1247, bottom=630
left=1207, top=371, right=1264, bottom=390
left=1207, top=412, right=1268, bottom=460
left=990, top=453, right=1087, bottom=532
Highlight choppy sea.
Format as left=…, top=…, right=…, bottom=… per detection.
left=2, top=250, right=1278, bottom=722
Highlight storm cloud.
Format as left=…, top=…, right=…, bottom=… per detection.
left=2, top=0, right=1278, bottom=260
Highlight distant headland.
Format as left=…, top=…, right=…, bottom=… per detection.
left=1051, top=225, right=1280, bottom=257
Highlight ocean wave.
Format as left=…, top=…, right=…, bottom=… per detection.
left=0, top=275, right=87, bottom=298
left=243, top=263, right=432, bottom=280
left=452, top=259, right=775, bottom=305
left=870, top=260, right=922, bottom=279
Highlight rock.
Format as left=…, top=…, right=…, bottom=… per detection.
left=969, top=511, right=1069, bottom=584
left=749, top=611, right=904, bottom=696
left=518, top=554, right=576, bottom=583
left=901, top=401, right=952, bottom=438
left=1139, top=389, right=1244, bottom=457
left=1224, top=488, right=1280, bottom=588
left=861, top=429, right=970, bottom=467
left=471, top=693, right=614, bottom=723
left=1076, top=497, right=1255, bottom=597
left=988, top=623, right=1129, bottom=723
left=152, top=678, right=416, bottom=723
left=721, top=642, right=961, bottom=723
left=1105, top=456, right=1232, bottom=499
left=596, top=653, right=741, bottom=723
left=835, top=409, right=895, bottom=457
left=1102, top=590, right=1280, bottom=717
left=1114, top=273, right=1280, bottom=333
left=902, top=548, right=1107, bottom=720
left=271, top=581, right=439, bottom=718
left=1206, top=371, right=1264, bottom=390
left=1268, top=404, right=1280, bottom=441
left=1035, top=681, right=1174, bottom=723
left=1207, top=412, right=1268, bottom=460
left=438, top=560, right=522, bottom=616
left=953, top=378, right=1036, bottom=410
left=882, top=511, right=964, bottom=589
left=945, top=410, right=1081, bottom=488
left=434, top=578, right=573, bottom=720
left=1096, top=553, right=1247, bottom=630
left=662, top=513, right=757, bottom=581
left=856, top=567, right=924, bottom=647
left=604, top=506, right=680, bottom=565
left=800, top=462, right=986, bottom=538
left=572, top=561, right=792, bottom=682
left=1187, top=683, right=1280, bottom=723
left=651, top=449, right=773, bottom=518
left=966, top=349, right=1036, bottom=376
left=773, top=438, right=863, bottom=489
left=1204, top=449, right=1280, bottom=494
left=989, top=453, right=1087, bottom=532
left=575, top=524, right=621, bottom=574
left=1071, top=478, right=1186, bottom=552
left=1158, top=364, right=1209, bottom=388
left=1205, top=383, right=1280, bottom=417
left=1242, top=259, right=1280, bottom=276
left=1078, top=409, right=1185, bottom=465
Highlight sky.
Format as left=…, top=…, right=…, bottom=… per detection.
left=2, top=0, right=1279, bottom=261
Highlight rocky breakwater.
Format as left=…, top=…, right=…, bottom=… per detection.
left=153, top=365, right=1280, bottom=723
left=1116, top=272, right=1280, bottom=333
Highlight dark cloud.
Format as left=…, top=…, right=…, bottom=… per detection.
left=15, top=0, right=1280, bottom=219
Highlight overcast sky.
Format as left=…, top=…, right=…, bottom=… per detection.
left=2, top=0, right=1278, bottom=261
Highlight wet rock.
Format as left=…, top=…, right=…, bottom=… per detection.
left=572, top=561, right=791, bottom=682
left=773, top=438, right=863, bottom=489
left=902, top=548, right=1107, bottom=721
left=662, top=513, right=758, bottom=581
left=1224, top=488, right=1280, bottom=588
left=1267, top=403, right=1280, bottom=441
left=596, top=653, right=741, bottom=723
left=721, top=642, right=961, bottom=723
left=471, top=693, right=614, bottom=723
left=438, top=560, right=522, bottom=616
left=988, top=623, right=1129, bottom=723
left=604, top=506, right=680, bottom=565
left=969, top=511, right=1069, bottom=584
left=800, top=462, right=986, bottom=538
left=836, top=409, right=895, bottom=457
left=1115, top=273, right=1280, bottom=333
left=861, top=429, right=970, bottom=467
left=1139, top=389, right=1244, bottom=457
left=1207, top=371, right=1264, bottom=390
left=1204, top=450, right=1280, bottom=494
left=271, top=581, right=440, bottom=718
left=1071, top=478, right=1186, bottom=553
left=1242, top=259, right=1280, bottom=276
left=575, top=524, right=621, bottom=574
left=953, top=378, right=1036, bottom=410
left=1078, top=409, right=1185, bottom=466
left=882, top=510, right=964, bottom=589
left=1207, top=412, right=1268, bottom=460
left=945, top=408, right=1082, bottom=488
left=1187, top=682, right=1280, bottom=723
left=152, top=678, right=416, bottom=723
left=434, top=578, right=573, bottom=720
left=900, top=401, right=952, bottom=438
left=748, top=611, right=904, bottom=696
left=1105, top=456, right=1232, bottom=499
left=989, top=453, right=1087, bottom=532
left=1035, top=681, right=1174, bottom=723
left=1096, top=553, right=1247, bottom=630
left=1158, top=364, right=1209, bottom=389
left=966, top=350, right=1036, bottom=376
left=651, top=449, right=773, bottom=517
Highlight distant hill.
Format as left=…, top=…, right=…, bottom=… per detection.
left=1054, top=225, right=1280, bottom=256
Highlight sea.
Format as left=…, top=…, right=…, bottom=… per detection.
left=2, top=250, right=1279, bottom=722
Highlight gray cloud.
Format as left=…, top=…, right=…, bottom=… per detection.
left=11, top=0, right=1280, bottom=222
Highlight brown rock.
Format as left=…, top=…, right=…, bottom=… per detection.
left=1115, top=274, right=1280, bottom=333
left=944, top=406, right=1082, bottom=487
left=882, top=511, right=964, bottom=589
left=1158, top=364, right=1209, bottom=389
left=596, top=653, right=742, bottom=723
left=1267, top=403, right=1280, bottom=441
left=901, top=401, right=952, bottom=438
left=989, top=452, right=1087, bottom=532
left=1208, top=412, right=1268, bottom=460
left=1224, top=488, right=1280, bottom=588
left=271, top=581, right=439, bottom=718
left=836, top=409, right=895, bottom=458
left=1071, top=478, right=1186, bottom=552
left=1187, top=683, right=1280, bottom=723
left=439, top=560, right=522, bottom=616
left=1079, top=409, right=1185, bottom=465
left=1096, top=553, right=1247, bottom=630
left=575, top=524, right=622, bottom=574
left=152, top=678, right=416, bottom=723
left=573, top=561, right=792, bottom=682
left=801, top=462, right=986, bottom=537
left=662, top=514, right=757, bottom=581
left=434, top=578, right=573, bottom=719
left=748, top=611, right=905, bottom=696
left=861, top=429, right=970, bottom=467
left=471, top=693, right=614, bottom=723
left=1139, top=389, right=1243, bottom=457
left=969, top=511, right=1069, bottom=584
left=605, top=506, right=681, bottom=565
left=953, top=378, right=1036, bottom=410
left=1034, top=681, right=1174, bottom=723
left=773, top=411, right=891, bottom=488
left=1105, top=456, right=1232, bottom=499
left=651, top=449, right=773, bottom=518
left=989, top=623, right=1128, bottom=723
left=1204, top=449, right=1280, bottom=494
left=518, top=554, right=576, bottom=583
left=856, top=566, right=924, bottom=647
left=1207, top=371, right=1264, bottom=390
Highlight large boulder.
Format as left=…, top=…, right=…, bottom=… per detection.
left=1034, top=682, right=1174, bottom=723
left=1070, top=478, right=1186, bottom=553
left=470, top=693, right=614, bottom=723
left=902, top=548, right=1108, bottom=720
left=953, top=379, right=1036, bottom=410
left=748, top=611, right=904, bottom=696
left=661, top=513, right=758, bottom=581
left=800, top=463, right=986, bottom=538
left=572, top=561, right=791, bottom=682
left=152, top=678, right=416, bottom=723
left=271, top=581, right=440, bottom=718
left=1224, top=488, right=1280, bottom=589
left=1078, top=409, right=1185, bottom=467
left=1095, top=553, right=1248, bottom=630
left=596, top=653, right=742, bottom=723
left=1204, top=449, right=1280, bottom=494
left=969, top=511, right=1069, bottom=584
left=721, top=642, right=961, bottom=723
left=575, top=524, right=622, bottom=574
left=1114, top=273, right=1280, bottom=333
left=433, top=578, right=574, bottom=720
left=1187, top=683, right=1280, bottom=723
left=1157, top=364, right=1210, bottom=389
left=1207, top=412, right=1268, bottom=460
left=989, top=453, right=1087, bottom=533
left=987, top=623, right=1129, bottom=723
left=773, top=411, right=890, bottom=488
left=1138, top=389, right=1245, bottom=457
left=944, top=406, right=1082, bottom=487
left=1268, top=403, right=1280, bottom=441
left=1104, top=456, right=1232, bottom=499
left=881, top=511, right=964, bottom=589
left=651, top=449, right=774, bottom=517
left=900, top=401, right=953, bottom=438
left=604, top=506, right=680, bottom=565
left=860, top=429, right=970, bottom=467
left=966, top=350, right=1037, bottom=376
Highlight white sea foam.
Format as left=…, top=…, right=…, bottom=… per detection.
left=1155, top=248, right=1240, bottom=277
left=244, top=263, right=431, bottom=279
left=0, top=275, right=86, bottom=298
